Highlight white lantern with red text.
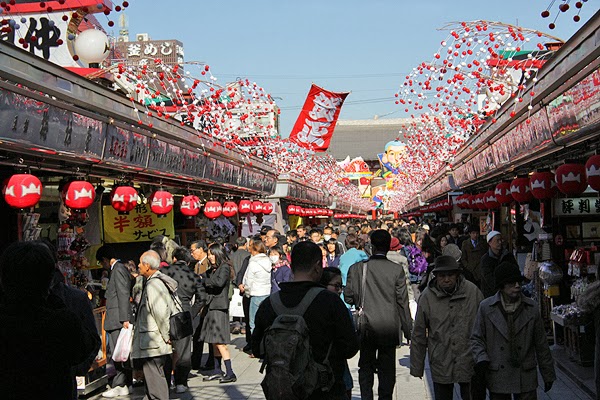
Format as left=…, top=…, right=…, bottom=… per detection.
left=180, top=195, right=201, bottom=217
left=203, top=200, right=222, bottom=219
left=3, top=174, right=42, bottom=209
left=556, top=163, right=587, bottom=195
left=110, top=186, right=139, bottom=214
left=63, top=181, right=95, bottom=211
left=586, top=155, right=600, bottom=191
left=149, top=190, right=174, bottom=217
left=262, top=202, right=274, bottom=215
left=529, top=172, right=557, bottom=200
left=222, top=201, right=238, bottom=217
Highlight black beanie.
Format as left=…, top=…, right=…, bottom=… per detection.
left=494, top=261, right=524, bottom=289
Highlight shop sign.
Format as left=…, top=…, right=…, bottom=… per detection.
left=554, top=197, right=600, bottom=216
left=204, top=157, right=276, bottom=194
left=0, top=89, right=105, bottom=159
left=147, top=139, right=206, bottom=178
left=103, top=204, right=174, bottom=243
left=103, top=125, right=148, bottom=170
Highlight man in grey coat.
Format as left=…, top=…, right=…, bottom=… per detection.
left=410, top=255, right=483, bottom=400
left=344, top=229, right=413, bottom=400
left=97, top=245, right=133, bottom=398
left=471, top=261, right=556, bottom=399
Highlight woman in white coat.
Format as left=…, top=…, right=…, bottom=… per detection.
left=243, top=238, right=272, bottom=334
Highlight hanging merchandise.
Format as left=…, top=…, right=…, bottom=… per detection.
left=495, top=182, right=513, bottom=204
left=262, top=202, right=274, bottom=215
left=63, top=180, right=95, bottom=211
left=203, top=200, right=223, bottom=219
left=110, top=185, right=139, bottom=214
left=238, top=199, right=252, bottom=214
left=3, top=173, right=43, bottom=209
left=180, top=195, right=201, bottom=217
left=150, top=190, right=174, bottom=217
left=585, top=154, right=600, bottom=191
left=555, top=162, right=587, bottom=195
left=251, top=200, right=263, bottom=214
left=529, top=171, right=557, bottom=200
left=510, top=177, right=533, bottom=203
left=222, top=201, right=238, bottom=217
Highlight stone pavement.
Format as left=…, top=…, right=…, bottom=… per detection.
left=89, top=334, right=593, bottom=399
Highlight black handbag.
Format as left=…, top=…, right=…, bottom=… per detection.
left=170, top=309, right=193, bottom=341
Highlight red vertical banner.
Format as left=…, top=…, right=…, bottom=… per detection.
left=289, top=84, right=349, bottom=152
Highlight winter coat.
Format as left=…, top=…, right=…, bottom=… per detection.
left=243, top=253, right=272, bottom=297
left=386, top=250, right=413, bottom=300
left=577, top=280, right=600, bottom=398
left=132, top=271, right=175, bottom=359
left=204, top=262, right=232, bottom=310
left=271, top=260, right=293, bottom=294
left=339, top=248, right=369, bottom=285
left=460, top=238, right=488, bottom=282
left=161, top=260, right=206, bottom=317
left=104, top=261, right=133, bottom=332
left=410, top=276, right=483, bottom=384
left=471, top=292, right=556, bottom=394
left=479, top=249, right=518, bottom=298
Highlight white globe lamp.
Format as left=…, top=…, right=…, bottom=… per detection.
left=74, top=29, right=110, bottom=68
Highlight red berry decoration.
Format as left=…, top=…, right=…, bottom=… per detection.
left=541, top=10, right=550, bottom=18
left=559, top=3, right=570, bottom=12
left=574, top=15, right=581, bottom=22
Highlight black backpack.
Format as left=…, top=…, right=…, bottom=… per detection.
left=260, top=287, right=334, bottom=399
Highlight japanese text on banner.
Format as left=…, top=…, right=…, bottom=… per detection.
left=103, top=205, right=174, bottom=243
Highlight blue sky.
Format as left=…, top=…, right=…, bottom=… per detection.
left=118, top=0, right=596, bottom=137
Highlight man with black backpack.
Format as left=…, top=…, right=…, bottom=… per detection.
left=252, top=241, right=359, bottom=400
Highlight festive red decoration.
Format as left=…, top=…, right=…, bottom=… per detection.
left=180, top=195, right=201, bottom=217
left=3, top=174, right=42, bottom=209
left=473, top=193, right=486, bottom=210
left=510, top=178, right=533, bottom=203
left=149, top=190, right=174, bottom=216
left=110, top=186, right=139, bottom=213
left=63, top=180, right=95, bottom=211
left=251, top=200, right=263, bottom=214
left=484, top=190, right=500, bottom=209
left=203, top=200, right=222, bottom=219
left=238, top=199, right=252, bottom=214
left=222, top=201, right=238, bottom=217
left=555, top=163, right=587, bottom=195
left=586, top=155, right=600, bottom=191
left=262, top=202, right=274, bottom=214
left=287, top=204, right=297, bottom=215
left=494, top=182, right=513, bottom=204
left=529, top=172, right=557, bottom=200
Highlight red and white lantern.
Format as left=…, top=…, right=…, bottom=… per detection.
left=203, top=200, right=222, bottom=219
left=473, top=193, right=486, bottom=210
left=251, top=200, right=263, bottom=214
left=586, top=155, right=600, bottom=191
left=495, top=182, right=513, bottom=204
left=262, top=202, right=274, bottom=215
left=222, top=201, right=238, bottom=217
left=287, top=205, right=297, bottom=215
left=180, top=195, right=201, bottom=217
left=3, top=173, right=42, bottom=209
left=149, top=190, right=174, bottom=216
left=556, top=163, right=587, bottom=195
left=484, top=190, right=500, bottom=209
left=110, top=186, right=139, bottom=214
left=529, top=172, right=557, bottom=200
left=510, top=177, right=533, bottom=203
left=238, top=199, right=252, bottom=214
left=63, top=180, right=95, bottom=211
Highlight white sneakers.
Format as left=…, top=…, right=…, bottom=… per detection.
left=175, top=384, right=188, bottom=393
left=102, top=385, right=130, bottom=398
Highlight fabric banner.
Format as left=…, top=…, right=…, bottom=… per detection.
left=103, top=204, right=175, bottom=243
left=289, top=84, right=349, bottom=152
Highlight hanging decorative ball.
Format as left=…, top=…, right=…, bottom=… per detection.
left=110, top=185, right=139, bottom=214
left=555, top=163, right=587, bottom=195
left=585, top=155, right=600, bottom=191
left=484, top=190, right=500, bottom=209
left=222, top=201, right=238, bottom=217
left=63, top=180, right=95, bottom=211
left=473, top=193, right=486, bottom=210
left=238, top=199, right=252, bottom=214
left=203, top=200, right=222, bottom=219
left=251, top=200, right=263, bottom=214
left=287, top=204, right=297, bottom=215
left=262, top=202, right=274, bottom=215
left=180, top=195, right=201, bottom=217
left=149, top=190, right=174, bottom=217
left=510, top=177, right=533, bottom=203
left=2, top=173, right=43, bottom=209
left=529, top=171, right=557, bottom=200
left=494, top=182, right=513, bottom=204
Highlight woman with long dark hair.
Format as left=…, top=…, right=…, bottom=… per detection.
left=200, top=243, right=237, bottom=383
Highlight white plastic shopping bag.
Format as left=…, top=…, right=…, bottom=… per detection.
left=112, top=324, right=133, bottom=362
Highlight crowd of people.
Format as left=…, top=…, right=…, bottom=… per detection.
left=0, top=218, right=562, bottom=400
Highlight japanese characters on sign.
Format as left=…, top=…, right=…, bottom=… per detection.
left=554, top=197, right=600, bottom=216
left=116, top=40, right=184, bottom=68
left=103, top=125, right=149, bottom=170
left=103, top=204, right=175, bottom=243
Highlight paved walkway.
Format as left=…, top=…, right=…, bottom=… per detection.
left=89, top=334, right=593, bottom=399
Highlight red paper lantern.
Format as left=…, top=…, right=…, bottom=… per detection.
left=238, top=199, right=252, bottom=214
left=529, top=172, right=557, bottom=200
left=298, top=207, right=306, bottom=216
left=3, top=173, right=42, bottom=209
left=110, top=186, right=139, bottom=213
left=63, top=180, right=95, bottom=211
left=287, top=204, right=297, bottom=215
left=251, top=200, right=263, bottom=214
left=262, top=202, right=274, bottom=215
left=495, top=182, right=513, bottom=204
left=327, top=209, right=334, bottom=217
left=149, top=190, right=174, bottom=216
left=203, top=200, right=222, bottom=219
left=222, top=201, right=238, bottom=217
left=556, top=163, right=587, bottom=195
left=586, top=155, right=600, bottom=191
left=510, top=177, right=533, bottom=203
left=473, top=193, right=486, bottom=210
left=484, top=190, right=500, bottom=209
left=180, top=195, right=201, bottom=217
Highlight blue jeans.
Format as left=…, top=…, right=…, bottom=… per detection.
left=249, top=295, right=269, bottom=334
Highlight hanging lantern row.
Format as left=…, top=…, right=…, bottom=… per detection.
left=287, top=204, right=335, bottom=217
left=333, top=213, right=367, bottom=219
left=421, top=198, right=453, bottom=213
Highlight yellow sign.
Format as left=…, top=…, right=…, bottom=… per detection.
left=103, top=205, right=175, bottom=243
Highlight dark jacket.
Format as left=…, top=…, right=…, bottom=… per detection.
left=271, top=262, right=293, bottom=294
left=104, top=261, right=133, bottom=331
left=479, top=249, right=518, bottom=298
left=204, top=262, right=232, bottom=311
left=235, top=255, right=251, bottom=287
left=344, top=254, right=413, bottom=346
left=460, top=237, right=488, bottom=283
left=161, top=260, right=206, bottom=317
left=252, top=281, right=359, bottom=399
left=231, top=248, right=251, bottom=278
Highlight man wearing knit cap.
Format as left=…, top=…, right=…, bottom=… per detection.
left=478, top=231, right=517, bottom=298
left=471, top=262, right=556, bottom=399
left=410, top=255, right=483, bottom=400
